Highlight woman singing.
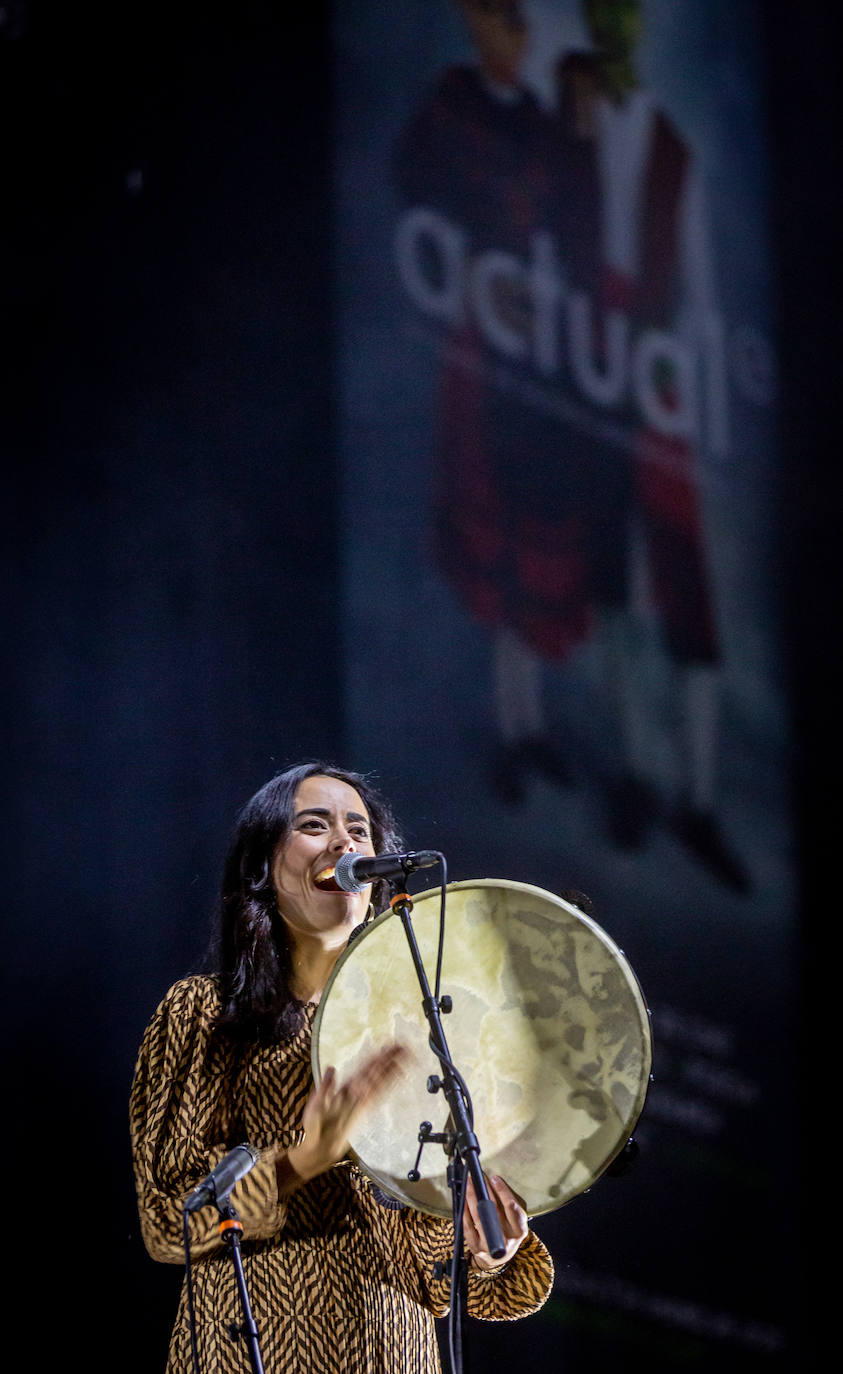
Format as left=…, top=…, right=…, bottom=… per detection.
left=130, top=761, right=553, bottom=1372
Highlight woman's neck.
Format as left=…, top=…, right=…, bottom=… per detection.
left=288, top=933, right=346, bottom=1005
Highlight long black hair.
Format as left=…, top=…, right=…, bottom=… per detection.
left=211, top=761, right=402, bottom=1042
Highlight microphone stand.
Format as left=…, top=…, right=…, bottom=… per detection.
left=215, top=1196, right=265, bottom=1374
left=446, top=1155, right=469, bottom=1374
left=388, top=877, right=506, bottom=1374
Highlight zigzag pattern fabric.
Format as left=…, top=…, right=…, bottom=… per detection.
left=130, top=976, right=554, bottom=1373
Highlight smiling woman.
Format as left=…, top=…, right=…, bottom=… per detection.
left=213, top=763, right=402, bottom=1044
left=129, top=762, right=554, bottom=1373
left=271, top=774, right=376, bottom=952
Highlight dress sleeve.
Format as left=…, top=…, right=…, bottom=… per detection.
left=400, top=1207, right=554, bottom=1321
left=129, top=977, right=288, bottom=1264
left=465, top=1230, right=555, bottom=1320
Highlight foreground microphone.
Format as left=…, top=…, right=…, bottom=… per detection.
left=183, top=1144, right=260, bottom=1214
left=332, top=849, right=440, bottom=894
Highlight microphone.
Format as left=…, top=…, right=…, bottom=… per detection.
left=331, top=849, right=440, bottom=894
left=183, top=1144, right=260, bottom=1214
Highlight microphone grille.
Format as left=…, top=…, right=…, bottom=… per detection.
left=333, top=851, right=364, bottom=892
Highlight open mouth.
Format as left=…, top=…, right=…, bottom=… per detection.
left=314, top=866, right=343, bottom=893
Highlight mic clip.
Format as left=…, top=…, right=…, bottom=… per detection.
left=407, top=1119, right=456, bottom=1182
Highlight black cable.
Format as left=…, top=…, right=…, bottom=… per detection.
left=448, top=1162, right=470, bottom=1374
left=432, top=852, right=448, bottom=999
left=425, top=1041, right=475, bottom=1128
left=428, top=853, right=474, bottom=1123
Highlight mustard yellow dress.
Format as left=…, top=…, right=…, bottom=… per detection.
left=130, top=976, right=554, bottom=1373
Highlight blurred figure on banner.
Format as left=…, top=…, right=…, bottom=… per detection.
left=395, top=0, right=598, bottom=793
left=394, top=0, right=748, bottom=893
left=554, top=0, right=747, bottom=893
left=130, top=763, right=553, bottom=1372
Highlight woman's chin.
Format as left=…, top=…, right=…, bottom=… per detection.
left=317, top=889, right=368, bottom=931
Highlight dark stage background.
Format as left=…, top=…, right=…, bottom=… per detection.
left=2, top=2, right=837, bottom=1369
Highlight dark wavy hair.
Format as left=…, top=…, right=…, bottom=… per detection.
left=211, top=761, right=402, bottom=1043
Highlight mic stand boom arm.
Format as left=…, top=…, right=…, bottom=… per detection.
left=388, top=881, right=507, bottom=1266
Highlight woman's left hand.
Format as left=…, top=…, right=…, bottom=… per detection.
left=462, top=1172, right=529, bottom=1272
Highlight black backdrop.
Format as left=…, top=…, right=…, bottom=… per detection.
left=1, top=2, right=837, bottom=1368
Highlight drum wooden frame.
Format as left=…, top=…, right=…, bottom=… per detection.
left=312, top=878, right=652, bottom=1218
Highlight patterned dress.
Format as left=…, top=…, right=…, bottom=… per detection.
left=130, top=976, right=554, bottom=1372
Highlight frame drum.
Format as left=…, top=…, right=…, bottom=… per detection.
left=312, top=879, right=652, bottom=1218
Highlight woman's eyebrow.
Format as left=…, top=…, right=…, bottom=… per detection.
left=294, top=808, right=370, bottom=823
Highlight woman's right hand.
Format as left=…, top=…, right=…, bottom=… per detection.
left=284, top=1043, right=407, bottom=1185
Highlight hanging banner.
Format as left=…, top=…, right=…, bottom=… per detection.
left=334, top=3, right=791, bottom=1368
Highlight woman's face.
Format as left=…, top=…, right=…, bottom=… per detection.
left=271, top=774, right=376, bottom=942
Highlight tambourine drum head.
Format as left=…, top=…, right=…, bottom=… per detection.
left=312, top=879, right=652, bottom=1217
